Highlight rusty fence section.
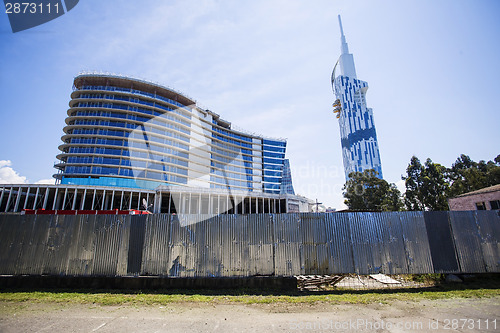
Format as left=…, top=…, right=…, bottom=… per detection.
left=0, top=211, right=498, bottom=277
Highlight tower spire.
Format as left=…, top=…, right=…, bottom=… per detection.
left=338, top=15, right=349, bottom=55
left=337, top=15, right=357, bottom=78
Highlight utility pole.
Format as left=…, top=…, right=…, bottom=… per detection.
left=313, top=198, right=322, bottom=213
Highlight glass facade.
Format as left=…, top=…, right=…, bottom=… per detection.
left=55, top=74, right=293, bottom=194
left=332, top=17, right=383, bottom=181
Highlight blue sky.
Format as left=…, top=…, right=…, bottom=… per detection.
left=1, top=0, right=499, bottom=209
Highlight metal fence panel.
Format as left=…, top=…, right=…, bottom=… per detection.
left=66, top=215, right=98, bottom=276
left=349, top=212, right=385, bottom=274
left=222, top=214, right=248, bottom=277
left=273, top=214, right=302, bottom=276
left=399, top=211, right=434, bottom=274
left=127, top=215, right=147, bottom=275
left=449, top=211, right=486, bottom=273
left=26, top=215, right=54, bottom=275
left=325, top=213, right=355, bottom=274
left=40, top=215, right=77, bottom=275
left=247, top=214, right=274, bottom=276
left=91, top=215, right=126, bottom=276
left=377, top=212, right=408, bottom=274
left=300, top=213, right=329, bottom=275
left=167, top=214, right=194, bottom=277
left=141, top=214, right=171, bottom=276
left=0, top=211, right=498, bottom=277
left=474, top=211, right=500, bottom=272
left=424, top=211, right=460, bottom=273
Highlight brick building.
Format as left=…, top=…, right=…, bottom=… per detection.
left=448, top=184, right=500, bottom=211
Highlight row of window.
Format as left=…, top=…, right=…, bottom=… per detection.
left=211, top=161, right=254, bottom=175
left=212, top=154, right=255, bottom=168
left=210, top=175, right=252, bottom=189
left=211, top=183, right=253, bottom=191
left=75, top=101, right=191, bottom=128
left=262, top=182, right=281, bottom=194
left=212, top=133, right=252, bottom=149
left=211, top=169, right=254, bottom=182
left=73, top=109, right=151, bottom=124
left=263, top=139, right=286, bottom=147
left=143, top=170, right=187, bottom=183
left=211, top=140, right=252, bottom=156
left=263, top=157, right=285, bottom=165
left=127, top=139, right=189, bottom=157
left=64, top=165, right=188, bottom=184
left=64, top=156, right=188, bottom=176
left=263, top=164, right=283, bottom=171
left=78, top=85, right=192, bottom=114
left=211, top=147, right=254, bottom=163
left=69, top=137, right=126, bottom=147
left=476, top=200, right=500, bottom=210
left=263, top=151, right=285, bottom=159
left=68, top=146, right=124, bottom=156
left=263, top=170, right=282, bottom=177
left=69, top=130, right=189, bottom=153
left=72, top=109, right=191, bottom=133
left=68, top=137, right=189, bottom=160
left=74, top=97, right=191, bottom=126
left=262, top=145, right=286, bottom=153
left=71, top=121, right=190, bottom=143
left=65, top=147, right=189, bottom=167
left=116, top=168, right=187, bottom=184
left=67, top=156, right=120, bottom=166
left=211, top=146, right=242, bottom=159
left=71, top=128, right=128, bottom=138
left=262, top=176, right=282, bottom=184
left=212, top=126, right=253, bottom=143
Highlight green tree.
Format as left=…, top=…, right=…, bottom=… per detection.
left=401, top=156, right=425, bottom=210
left=402, top=156, right=449, bottom=211
left=343, top=169, right=403, bottom=211
left=448, top=154, right=500, bottom=196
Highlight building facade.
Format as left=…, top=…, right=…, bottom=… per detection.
left=331, top=16, right=383, bottom=180
left=448, top=184, right=500, bottom=211
left=55, top=74, right=289, bottom=194
left=0, top=73, right=311, bottom=215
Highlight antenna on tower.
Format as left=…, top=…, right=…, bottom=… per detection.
left=338, top=15, right=344, bottom=37
left=338, top=15, right=349, bottom=55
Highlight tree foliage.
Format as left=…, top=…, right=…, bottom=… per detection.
left=402, top=156, right=449, bottom=211
left=401, top=154, right=500, bottom=211
left=342, top=154, right=499, bottom=212
left=343, top=169, right=403, bottom=211
left=447, top=154, right=500, bottom=197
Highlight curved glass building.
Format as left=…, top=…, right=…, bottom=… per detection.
left=54, top=73, right=292, bottom=194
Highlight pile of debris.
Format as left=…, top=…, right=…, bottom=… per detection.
left=295, top=275, right=345, bottom=290
left=295, top=273, right=404, bottom=291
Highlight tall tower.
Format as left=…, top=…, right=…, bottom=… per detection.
left=332, top=15, right=383, bottom=180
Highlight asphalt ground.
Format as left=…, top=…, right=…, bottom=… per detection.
left=1, top=297, right=499, bottom=332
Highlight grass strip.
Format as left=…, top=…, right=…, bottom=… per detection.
left=0, top=287, right=499, bottom=306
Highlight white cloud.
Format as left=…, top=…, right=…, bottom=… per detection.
left=0, top=160, right=27, bottom=184
left=395, top=179, right=406, bottom=194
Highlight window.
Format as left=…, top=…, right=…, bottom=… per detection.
left=475, top=202, right=486, bottom=210
left=490, top=200, right=500, bottom=210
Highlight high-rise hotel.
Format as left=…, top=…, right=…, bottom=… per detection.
left=56, top=74, right=292, bottom=194
left=332, top=16, right=383, bottom=180
left=0, top=73, right=307, bottom=214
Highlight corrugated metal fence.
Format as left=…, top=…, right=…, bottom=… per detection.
left=0, top=211, right=498, bottom=277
